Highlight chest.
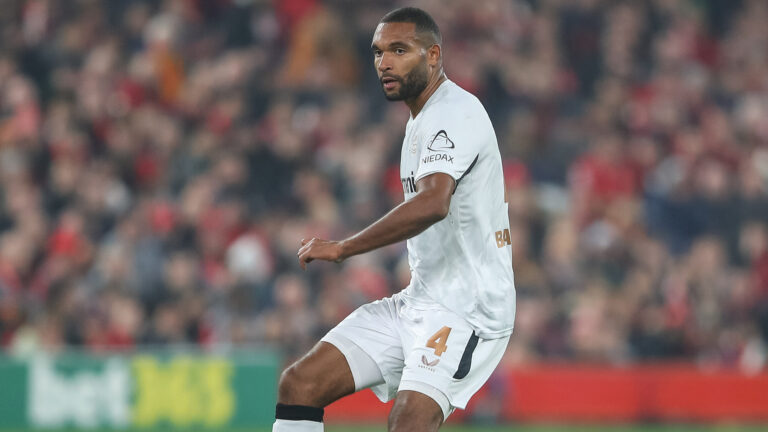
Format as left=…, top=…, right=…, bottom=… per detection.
left=400, top=121, right=423, bottom=197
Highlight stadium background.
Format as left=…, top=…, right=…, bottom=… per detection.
left=0, top=0, right=768, bottom=430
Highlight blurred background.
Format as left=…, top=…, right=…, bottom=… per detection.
left=0, top=0, right=768, bottom=430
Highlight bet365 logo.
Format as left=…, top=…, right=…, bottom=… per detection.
left=132, top=356, right=234, bottom=427
left=495, top=229, right=511, bottom=248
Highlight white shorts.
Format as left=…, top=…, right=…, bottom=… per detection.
left=321, top=292, right=509, bottom=419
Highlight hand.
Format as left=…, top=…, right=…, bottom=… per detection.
left=297, top=238, right=344, bottom=270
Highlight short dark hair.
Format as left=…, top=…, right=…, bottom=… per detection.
left=380, top=7, right=442, bottom=45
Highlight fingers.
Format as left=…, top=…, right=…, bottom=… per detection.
left=298, top=238, right=315, bottom=270
left=298, top=245, right=308, bottom=270
left=298, top=239, right=311, bottom=258
left=297, top=238, right=338, bottom=270
left=298, top=248, right=314, bottom=271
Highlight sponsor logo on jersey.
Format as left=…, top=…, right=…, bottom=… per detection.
left=422, top=153, right=454, bottom=164
left=401, top=172, right=416, bottom=194
left=421, top=355, right=440, bottom=367
left=427, top=130, right=455, bottom=152
left=418, top=354, right=439, bottom=372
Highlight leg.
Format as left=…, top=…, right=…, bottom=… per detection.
left=388, top=390, right=444, bottom=432
left=273, top=342, right=357, bottom=431
left=274, top=296, right=402, bottom=431
left=278, top=341, right=356, bottom=407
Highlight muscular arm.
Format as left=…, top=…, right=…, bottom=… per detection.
left=298, top=173, right=455, bottom=270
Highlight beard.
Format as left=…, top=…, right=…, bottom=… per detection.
left=382, top=60, right=429, bottom=101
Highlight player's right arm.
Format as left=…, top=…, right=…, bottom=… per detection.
left=297, top=172, right=454, bottom=270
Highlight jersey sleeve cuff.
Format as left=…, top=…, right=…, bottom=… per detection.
left=414, top=168, right=461, bottom=183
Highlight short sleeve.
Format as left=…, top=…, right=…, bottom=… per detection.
left=414, top=119, right=480, bottom=183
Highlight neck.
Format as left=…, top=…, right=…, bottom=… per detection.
left=405, top=73, right=447, bottom=118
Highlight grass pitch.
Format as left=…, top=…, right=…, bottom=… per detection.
left=314, top=424, right=768, bottom=432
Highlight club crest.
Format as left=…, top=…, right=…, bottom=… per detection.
left=409, top=134, right=419, bottom=154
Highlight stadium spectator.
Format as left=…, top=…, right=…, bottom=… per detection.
left=0, top=0, right=765, bottom=374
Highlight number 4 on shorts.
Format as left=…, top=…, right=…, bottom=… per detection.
left=426, top=326, right=452, bottom=356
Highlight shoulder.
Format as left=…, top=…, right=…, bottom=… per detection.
left=426, top=82, right=486, bottom=119
left=444, top=81, right=485, bottom=110
left=419, top=83, right=490, bottom=134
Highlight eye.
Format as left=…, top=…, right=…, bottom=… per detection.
left=373, top=50, right=382, bottom=57
left=395, top=48, right=406, bottom=55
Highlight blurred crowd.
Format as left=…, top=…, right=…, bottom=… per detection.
left=0, top=0, right=767, bottom=372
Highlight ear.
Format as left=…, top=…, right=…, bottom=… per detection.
left=427, top=44, right=441, bottom=67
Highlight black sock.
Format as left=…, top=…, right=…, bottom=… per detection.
left=275, top=403, right=324, bottom=423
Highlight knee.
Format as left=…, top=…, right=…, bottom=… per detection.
left=278, top=363, right=323, bottom=406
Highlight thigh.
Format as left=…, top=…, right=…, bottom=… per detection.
left=279, top=341, right=356, bottom=407
left=321, top=296, right=406, bottom=402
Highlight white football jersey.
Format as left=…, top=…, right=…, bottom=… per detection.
left=399, top=79, right=516, bottom=339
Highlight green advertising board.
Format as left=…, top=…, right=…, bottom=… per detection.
left=0, top=350, right=280, bottom=430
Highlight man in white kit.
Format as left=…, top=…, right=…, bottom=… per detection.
left=274, top=7, right=516, bottom=432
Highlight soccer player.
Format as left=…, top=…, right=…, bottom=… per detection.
left=273, top=7, right=516, bottom=432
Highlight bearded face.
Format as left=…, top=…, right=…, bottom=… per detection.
left=372, top=22, right=435, bottom=103
left=380, top=58, right=429, bottom=101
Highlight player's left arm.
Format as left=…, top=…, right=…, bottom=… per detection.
left=297, top=173, right=454, bottom=270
